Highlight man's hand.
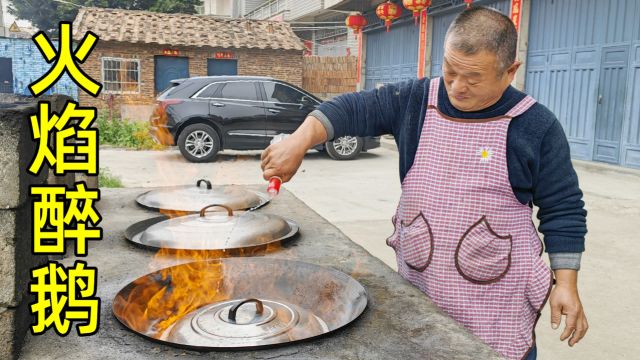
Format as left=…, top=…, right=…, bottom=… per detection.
left=261, top=116, right=328, bottom=183
left=549, top=269, right=588, bottom=347
left=261, top=135, right=307, bottom=182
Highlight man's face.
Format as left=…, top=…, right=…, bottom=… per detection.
left=442, top=44, right=519, bottom=112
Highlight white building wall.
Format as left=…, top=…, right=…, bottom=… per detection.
left=201, top=0, right=234, bottom=17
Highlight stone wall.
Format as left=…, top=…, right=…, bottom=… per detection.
left=77, top=41, right=304, bottom=117
left=0, top=95, right=70, bottom=359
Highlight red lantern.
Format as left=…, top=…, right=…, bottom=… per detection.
left=345, top=13, right=368, bottom=35
left=464, top=0, right=473, bottom=8
left=403, top=0, right=431, bottom=25
left=376, top=1, right=403, bottom=32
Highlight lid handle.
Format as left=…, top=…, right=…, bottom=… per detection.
left=196, top=179, right=212, bottom=190
left=200, top=204, right=234, bottom=217
left=228, top=298, right=264, bottom=323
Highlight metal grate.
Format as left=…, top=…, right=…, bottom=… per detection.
left=0, top=81, right=12, bottom=94
left=101, top=57, right=141, bottom=94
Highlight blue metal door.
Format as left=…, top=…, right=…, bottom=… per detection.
left=526, top=47, right=600, bottom=161
left=526, top=0, right=640, bottom=167
left=364, top=20, right=420, bottom=90
left=622, top=43, right=640, bottom=169
left=0, top=58, right=12, bottom=93
left=208, top=59, right=238, bottom=76
left=155, top=56, right=189, bottom=93
left=594, top=46, right=629, bottom=164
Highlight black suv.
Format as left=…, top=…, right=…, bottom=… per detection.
left=149, top=76, right=380, bottom=162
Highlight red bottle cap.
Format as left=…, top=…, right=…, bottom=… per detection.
left=267, top=176, right=282, bottom=197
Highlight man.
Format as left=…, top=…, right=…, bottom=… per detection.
left=261, top=7, right=587, bottom=360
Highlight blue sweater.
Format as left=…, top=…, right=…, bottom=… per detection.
left=315, top=77, right=586, bottom=255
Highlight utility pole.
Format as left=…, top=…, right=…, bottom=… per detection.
left=0, top=0, right=6, bottom=38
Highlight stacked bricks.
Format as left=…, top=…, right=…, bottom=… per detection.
left=302, top=55, right=357, bottom=100
left=0, top=95, right=70, bottom=359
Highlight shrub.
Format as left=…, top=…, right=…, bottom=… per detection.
left=99, top=167, right=124, bottom=188
left=97, top=113, right=165, bottom=150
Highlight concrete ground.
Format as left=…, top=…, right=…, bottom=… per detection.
left=100, top=144, right=640, bottom=359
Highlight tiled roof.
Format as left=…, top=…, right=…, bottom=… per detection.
left=73, top=7, right=306, bottom=51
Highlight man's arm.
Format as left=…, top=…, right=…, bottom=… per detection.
left=532, top=119, right=588, bottom=347
left=261, top=79, right=421, bottom=181
left=312, top=80, right=413, bottom=140
left=534, top=120, right=587, bottom=255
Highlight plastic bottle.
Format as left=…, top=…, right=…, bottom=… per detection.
left=267, top=134, right=288, bottom=197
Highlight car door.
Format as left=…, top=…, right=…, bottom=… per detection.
left=205, top=81, right=268, bottom=150
left=260, top=81, right=319, bottom=137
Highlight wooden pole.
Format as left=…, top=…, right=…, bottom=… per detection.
left=417, top=9, right=428, bottom=78
left=357, top=32, right=363, bottom=89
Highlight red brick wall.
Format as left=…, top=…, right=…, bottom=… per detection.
left=79, top=42, right=303, bottom=110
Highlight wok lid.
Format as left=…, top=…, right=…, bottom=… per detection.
left=165, top=298, right=329, bottom=347
left=136, top=179, right=270, bottom=213
left=127, top=205, right=298, bottom=251
left=112, top=258, right=368, bottom=350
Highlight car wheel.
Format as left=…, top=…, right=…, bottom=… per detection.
left=325, top=136, right=363, bottom=160
left=177, top=124, right=220, bottom=162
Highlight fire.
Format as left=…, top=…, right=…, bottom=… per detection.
left=158, top=208, right=191, bottom=219
left=113, top=255, right=367, bottom=348
left=142, top=261, right=227, bottom=335
left=117, top=118, right=288, bottom=336
left=114, top=103, right=313, bottom=342
left=116, top=233, right=283, bottom=336
left=149, top=99, right=179, bottom=146
left=114, top=260, right=228, bottom=336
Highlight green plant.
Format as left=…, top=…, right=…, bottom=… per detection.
left=97, top=113, right=165, bottom=150
left=9, top=0, right=202, bottom=36
left=99, top=168, right=124, bottom=188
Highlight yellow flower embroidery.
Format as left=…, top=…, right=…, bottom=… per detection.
left=478, top=147, right=493, bottom=162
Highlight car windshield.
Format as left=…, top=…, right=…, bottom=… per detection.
left=157, top=83, right=179, bottom=99
left=264, top=82, right=309, bottom=104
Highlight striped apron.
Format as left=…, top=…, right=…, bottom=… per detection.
left=387, top=77, right=553, bottom=359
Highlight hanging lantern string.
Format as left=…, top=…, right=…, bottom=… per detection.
left=376, top=0, right=403, bottom=32
left=345, top=12, right=368, bottom=36
left=403, top=0, right=431, bottom=26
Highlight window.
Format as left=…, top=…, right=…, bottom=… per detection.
left=264, top=82, right=307, bottom=104
left=193, top=83, right=222, bottom=98
left=218, top=82, right=258, bottom=101
left=102, top=57, right=141, bottom=94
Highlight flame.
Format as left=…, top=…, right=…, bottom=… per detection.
left=116, top=237, right=283, bottom=336
left=114, top=260, right=228, bottom=336
left=113, top=100, right=319, bottom=342
left=158, top=208, right=191, bottom=219
left=112, top=251, right=365, bottom=347
left=117, top=109, right=286, bottom=336
left=148, top=101, right=175, bottom=146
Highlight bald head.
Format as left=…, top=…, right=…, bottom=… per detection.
left=444, top=6, right=518, bottom=74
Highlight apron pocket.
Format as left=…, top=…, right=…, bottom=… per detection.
left=399, top=212, right=434, bottom=272
left=525, top=256, right=554, bottom=312
left=386, top=215, right=400, bottom=250
left=455, top=216, right=512, bottom=284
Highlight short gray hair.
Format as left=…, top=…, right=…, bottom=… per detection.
left=444, top=6, right=518, bottom=74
